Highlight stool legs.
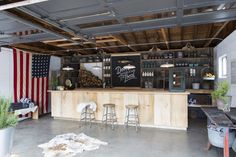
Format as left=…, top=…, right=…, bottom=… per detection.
left=102, top=106, right=117, bottom=129
left=125, top=107, right=140, bottom=132
left=80, top=106, right=95, bottom=127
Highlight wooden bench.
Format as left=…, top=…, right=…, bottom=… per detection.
left=14, top=106, right=39, bottom=120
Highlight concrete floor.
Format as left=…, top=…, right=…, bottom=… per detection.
left=12, top=116, right=228, bottom=157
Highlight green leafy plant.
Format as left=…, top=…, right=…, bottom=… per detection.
left=211, top=81, right=230, bottom=103
left=0, top=97, right=18, bottom=129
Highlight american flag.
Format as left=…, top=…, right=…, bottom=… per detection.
left=13, top=48, right=50, bottom=115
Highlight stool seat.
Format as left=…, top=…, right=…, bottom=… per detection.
left=103, top=103, right=115, bottom=107
left=126, top=104, right=138, bottom=109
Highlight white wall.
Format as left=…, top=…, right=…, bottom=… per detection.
left=214, top=30, right=236, bottom=107
left=48, top=56, right=61, bottom=112
left=0, top=47, right=13, bottom=98
left=50, top=56, right=61, bottom=71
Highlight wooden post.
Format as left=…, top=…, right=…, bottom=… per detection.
left=32, top=107, right=39, bottom=120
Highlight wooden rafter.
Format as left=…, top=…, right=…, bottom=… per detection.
left=193, top=25, right=198, bottom=40
left=131, top=32, right=138, bottom=43
left=97, top=42, right=117, bottom=53
left=167, top=28, right=171, bottom=48
left=204, top=21, right=229, bottom=47
left=143, top=31, right=149, bottom=43
left=12, top=44, right=63, bottom=56
left=56, top=39, right=118, bottom=47
left=112, top=35, right=137, bottom=52
left=180, top=26, right=184, bottom=48
left=206, top=24, right=213, bottom=38
left=161, top=28, right=169, bottom=49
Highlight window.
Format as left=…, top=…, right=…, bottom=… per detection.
left=219, top=55, right=227, bottom=78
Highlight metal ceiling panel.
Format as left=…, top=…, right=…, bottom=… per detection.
left=0, top=32, right=56, bottom=46
left=0, top=13, right=37, bottom=34
left=25, top=0, right=102, bottom=19
left=62, top=14, right=114, bottom=26
left=80, top=8, right=236, bottom=36
left=184, top=0, right=236, bottom=8
left=81, top=23, right=127, bottom=35
left=0, top=21, right=32, bottom=32
left=108, top=0, right=177, bottom=16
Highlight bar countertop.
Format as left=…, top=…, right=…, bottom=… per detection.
left=48, top=88, right=190, bottom=95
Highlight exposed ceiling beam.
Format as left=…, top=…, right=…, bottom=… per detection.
left=43, top=39, right=68, bottom=43
left=0, top=0, right=48, bottom=11
left=131, top=33, right=138, bottom=44
left=112, top=35, right=137, bottom=52
left=81, top=9, right=236, bottom=36
left=193, top=25, right=198, bottom=39
left=161, top=28, right=169, bottom=49
left=16, top=7, right=96, bottom=44
left=56, top=39, right=118, bottom=47
left=206, top=24, right=213, bottom=39
left=2, top=10, right=83, bottom=45
left=167, top=28, right=171, bottom=48
left=11, top=44, right=61, bottom=56
left=204, top=21, right=229, bottom=47
left=0, top=32, right=56, bottom=46
left=179, top=26, right=184, bottom=48
left=143, top=31, right=149, bottom=43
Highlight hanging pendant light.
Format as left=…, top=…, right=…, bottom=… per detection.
left=160, top=62, right=174, bottom=68
left=62, top=66, right=74, bottom=71
left=92, top=63, right=101, bottom=70
left=123, top=64, right=136, bottom=69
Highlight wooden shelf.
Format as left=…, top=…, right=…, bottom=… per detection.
left=141, top=57, right=210, bottom=62
left=187, top=89, right=213, bottom=94
left=188, top=104, right=215, bottom=108
left=141, top=66, right=210, bottom=69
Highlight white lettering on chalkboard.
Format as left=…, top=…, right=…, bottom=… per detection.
left=115, top=66, right=136, bottom=83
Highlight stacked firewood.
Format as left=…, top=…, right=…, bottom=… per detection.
left=79, top=69, right=102, bottom=87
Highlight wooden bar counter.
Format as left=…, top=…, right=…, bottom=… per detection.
left=49, top=88, right=189, bottom=130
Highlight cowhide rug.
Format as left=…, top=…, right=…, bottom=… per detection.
left=38, top=133, right=107, bottom=157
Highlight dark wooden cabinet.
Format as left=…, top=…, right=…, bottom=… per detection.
left=169, top=68, right=185, bottom=92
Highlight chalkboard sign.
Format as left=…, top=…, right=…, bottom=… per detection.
left=111, top=55, right=140, bottom=87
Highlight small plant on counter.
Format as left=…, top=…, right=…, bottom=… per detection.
left=211, top=81, right=231, bottom=111
left=0, top=97, right=18, bottom=129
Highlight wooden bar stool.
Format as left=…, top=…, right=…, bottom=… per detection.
left=125, top=105, right=140, bottom=131
left=102, top=103, right=117, bottom=129
left=80, top=105, right=95, bottom=127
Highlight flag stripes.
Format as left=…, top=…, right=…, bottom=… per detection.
left=13, top=48, right=49, bottom=115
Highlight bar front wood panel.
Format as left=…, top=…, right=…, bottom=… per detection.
left=154, top=94, right=171, bottom=127
left=171, top=94, right=188, bottom=128
left=51, top=92, right=62, bottom=117
left=50, top=90, right=188, bottom=130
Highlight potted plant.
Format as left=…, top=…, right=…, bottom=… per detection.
left=0, top=97, right=18, bottom=157
left=211, top=81, right=231, bottom=112
left=50, top=74, right=59, bottom=90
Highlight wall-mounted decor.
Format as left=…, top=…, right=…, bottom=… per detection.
left=112, top=55, right=140, bottom=87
